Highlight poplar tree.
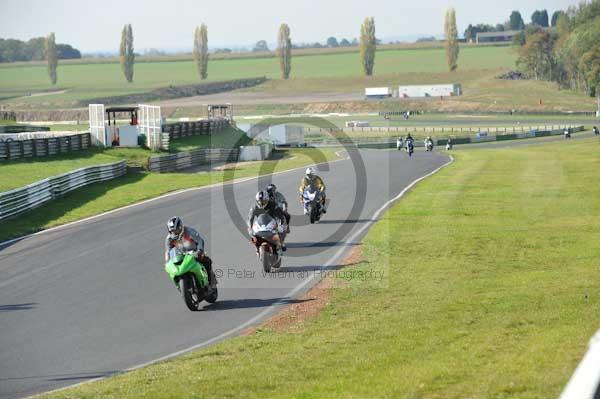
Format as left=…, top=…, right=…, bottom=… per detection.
left=277, top=23, right=292, bottom=79
left=193, top=23, right=209, bottom=79
left=360, top=17, right=376, bottom=76
left=445, top=8, right=459, bottom=71
left=120, top=24, right=135, bottom=82
left=45, top=33, right=58, bottom=84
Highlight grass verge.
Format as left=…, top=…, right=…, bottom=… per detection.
left=0, top=128, right=255, bottom=190
left=0, top=148, right=341, bottom=241
left=41, top=137, right=600, bottom=398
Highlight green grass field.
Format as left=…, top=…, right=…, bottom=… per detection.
left=0, top=45, right=515, bottom=105
left=2, top=42, right=596, bottom=117
left=0, top=148, right=340, bottom=241
left=40, top=137, right=600, bottom=398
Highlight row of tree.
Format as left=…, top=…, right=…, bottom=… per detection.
left=516, top=0, right=600, bottom=97
left=115, top=18, right=380, bottom=83
left=0, top=37, right=80, bottom=63
left=464, top=9, right=565, bottom=42
left=44, top=11, right=462, bottom=85
left=188, top=11, right=459, bottom=82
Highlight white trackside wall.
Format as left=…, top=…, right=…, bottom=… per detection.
left=88, top=104, right=107, bottom=146
left=398, top=84, right=462, bottom=98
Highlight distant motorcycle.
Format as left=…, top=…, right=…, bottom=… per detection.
left=165, top=248, right=217, bottom=311
left=303, top=184, right=325, bottom=224
left=446, top=142, right=453, bottom=150
left=396, top=139, right=403, bottom=151
left=425, top=139, right=434, bottom=152
left=564, top=130, right=571, bottom=139
left=406, top=140, right=414, bottom=156
left=251, top=213, right=285, bottom=272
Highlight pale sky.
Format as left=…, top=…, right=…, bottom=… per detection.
left=0, top=0, right=582, bottom=52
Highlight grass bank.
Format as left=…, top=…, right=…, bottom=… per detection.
left=42, top=138, right=600, bottom=398
left=0, top=148, right=340, bottom=241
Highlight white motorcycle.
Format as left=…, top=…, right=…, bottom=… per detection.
left=425, top=139, right=434, bottom=152
left=303, top=184, right=325, bottom=224
left=250, top=213, right=286, bottom=272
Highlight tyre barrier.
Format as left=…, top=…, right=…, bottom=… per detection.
left=0, top=133, right=91, bottom=161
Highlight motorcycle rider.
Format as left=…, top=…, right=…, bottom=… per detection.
left=424, top=136, right=433, bottom=150
left=299, top=167, right=327, bottom=215
left=248, top=191, right=287, bottom=250
left=165, top=216, right=217, bottom=291
left=405, top=133, right=415, bottom=152
left=396, top=136, right=404, bottom=151
left=593, top=126, right=599, bottom=136
left=266, top=183, right=290, bottom=233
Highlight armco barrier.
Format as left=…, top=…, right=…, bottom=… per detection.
left=0, top=125, right=50, bottom=134
left=304, top=124, right=583, bottom=135
left=0, top=160, right=126, bottom=221
left=148, top=147, right=239, bottom=173
left=307, top=126, right=584, bottom=148
left=496, top=133, right=518, bottom=141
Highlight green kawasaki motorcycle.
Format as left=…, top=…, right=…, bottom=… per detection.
left=165, top=249, right=218, bottom=311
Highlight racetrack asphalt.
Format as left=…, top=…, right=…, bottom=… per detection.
left=0, top=149, right=449, bottom=399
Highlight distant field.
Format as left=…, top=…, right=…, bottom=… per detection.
left=0, top=45, right=515, bottom=106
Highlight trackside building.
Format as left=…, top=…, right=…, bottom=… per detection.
left=398, top=84, right=462, bottom=98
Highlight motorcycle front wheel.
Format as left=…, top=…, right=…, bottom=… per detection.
left=180, top=274, right=201, bottom=311
left=260, top=245, right=272, bottom=273
left=309, top=205, right=317, bottom=224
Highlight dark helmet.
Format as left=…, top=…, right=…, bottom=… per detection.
left=266, top=183, right=277, bottom=197
left=255, top=191, right=270, bottom=209
left=167, top=216, right=183, bottom=239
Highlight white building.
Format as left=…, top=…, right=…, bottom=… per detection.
left=398, top=84, right=462, bottom=98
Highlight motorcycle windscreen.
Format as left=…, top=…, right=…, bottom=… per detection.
left=303, top=185, right=318, bottom=200
left=253, top=214, right=277, bottom=231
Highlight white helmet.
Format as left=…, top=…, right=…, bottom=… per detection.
left=305, top=167, right=315, bottom=177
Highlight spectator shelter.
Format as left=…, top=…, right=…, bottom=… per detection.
left=105, top=106, right=139, bottom=147
left=89, top=104, right=150, bottom=147
left=207, top=103, right=233, bottom=121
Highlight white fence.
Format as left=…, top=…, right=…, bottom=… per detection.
left=139, top=104, right=163, bottom=150
left=0, top=161, right=126, bottom=220
left=561, top=330, right=600, bottom=399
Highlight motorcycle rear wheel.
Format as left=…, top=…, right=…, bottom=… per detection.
left=206, top=287, right=218, bottom=303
